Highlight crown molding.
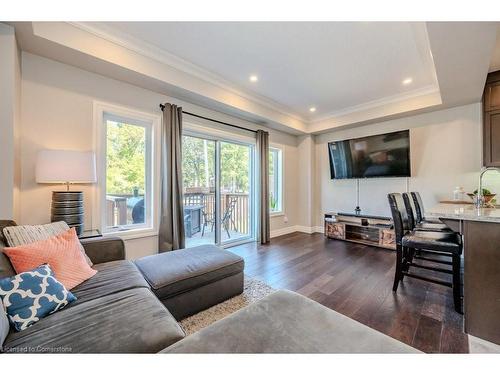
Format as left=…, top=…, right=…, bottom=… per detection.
left=68, top=22, right=306, bottom=123
left=67, top=22, right=443, bottom=131
left=22, top=22, right=450, bottom=135
left=309, top=84, right=441, bottom=126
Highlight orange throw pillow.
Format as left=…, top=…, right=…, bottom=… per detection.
left=3, top=227, right=97, bottom=290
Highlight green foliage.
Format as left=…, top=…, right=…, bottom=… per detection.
left=269, top=149, right=281, bottom=211
left=473, top=188, right=493, bottom=195
left=182, top=136, right=215, bottom=189
left=220, top=142, right=249, bottom=192
left=270, top=193, right=277, bottom=210
left=106, top=121, right=145, bottom=195
left=182, top=136, right=250, bottom=193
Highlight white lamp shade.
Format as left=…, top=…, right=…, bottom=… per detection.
left=36, top=150, right=96, bottom=184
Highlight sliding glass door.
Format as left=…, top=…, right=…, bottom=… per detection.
left=182, top=135, right=217, bottom=247
left=220, top=141, right=253, bottom=244
left=182, top=134, right=255, bottom=248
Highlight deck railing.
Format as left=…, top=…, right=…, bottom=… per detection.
left=106, top=191, right=250, bottom=235
left=183, top=192, right=250, bottom=234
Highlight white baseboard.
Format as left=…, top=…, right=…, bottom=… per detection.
left=270, top=226, right=300, bottom=238
left=295, top=225, right=315, bottom=234
left=270, top=225, right=323, bottom=238
left=313, top=225, right=324, bottom=234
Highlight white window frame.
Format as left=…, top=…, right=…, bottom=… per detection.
left=93, top=101, right=160, bottom=239
left=269, top=145, right=284, bottom=216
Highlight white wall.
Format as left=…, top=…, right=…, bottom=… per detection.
left=314, top=103, right=483, bottom=227
left=0, top=24, right=21, bottom=221
left=19, top=53, right=300, bottom=258
left=296, top=135, right=315, bottom=229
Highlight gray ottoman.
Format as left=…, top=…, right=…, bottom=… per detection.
left=161, top=290, right=421, bottom=353
left=135, top=245, right=244, bottom=320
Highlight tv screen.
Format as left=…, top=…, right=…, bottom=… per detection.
left=328, top=130, right=411, bottom=179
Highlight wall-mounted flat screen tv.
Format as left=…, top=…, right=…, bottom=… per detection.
left=328, top=130, right=411, bottom=179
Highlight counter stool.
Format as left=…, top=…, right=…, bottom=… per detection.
left=411, top=191, right=444, bottom=225
left=388, top=193, right=463, bottom=313
left=402, top=192, right=451, bottom=232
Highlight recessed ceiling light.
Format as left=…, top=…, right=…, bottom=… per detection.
left=402, top=78, right=413, bottom=85
left=249, top=75, right=258, bottom=82
left=309, top=107, right=317, bottom=113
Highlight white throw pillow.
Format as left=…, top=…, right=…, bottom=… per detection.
left=2, top=222, right=93, bottom=266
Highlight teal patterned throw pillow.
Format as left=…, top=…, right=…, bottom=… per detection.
left=0, top=264, right=76, bottom=331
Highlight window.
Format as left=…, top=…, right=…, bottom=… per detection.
left=269, top=147, right=283, bottom=214
left=95, top=102, right=159, bottom=237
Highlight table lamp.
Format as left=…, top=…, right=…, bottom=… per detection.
left=36, top=150, right=96, bottom=235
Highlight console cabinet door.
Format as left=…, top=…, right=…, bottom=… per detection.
left=379, top=229, right=396, bottom=250
left=483, top=109, right=500, bottom=167
left=325, top=222, right=345, bottom=240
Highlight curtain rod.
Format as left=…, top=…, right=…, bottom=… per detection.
left=159, top=104, right=257, bottom=134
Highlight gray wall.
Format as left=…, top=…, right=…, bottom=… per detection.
left=0, top=23, right=21, bottom=221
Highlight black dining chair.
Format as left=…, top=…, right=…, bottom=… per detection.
left=388, top=193, right=463, bottom=313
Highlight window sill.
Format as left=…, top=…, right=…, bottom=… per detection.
left=270, top=211, right=285, bottom=218
left=103, top=228, right=158, bottom=240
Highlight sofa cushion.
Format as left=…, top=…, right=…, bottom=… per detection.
left=1, top=299, right=9, bottom=350
left=2, top=221, right=92, bottom=266
left=3, top=288, right=185, bottom=353
left=135, top=245, right=244, bottom=300
left=0, top=264, right=76, bottom=332
left=70, top=260, right=150, bottom=306
left=4, top=228, right=97, bottom=290
left=162, top=290, right=421, bottom=353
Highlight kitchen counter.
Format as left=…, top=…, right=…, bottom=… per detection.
left=426, top=203, right=500, bottom=223
left=427, top=202, right=500, bottom=346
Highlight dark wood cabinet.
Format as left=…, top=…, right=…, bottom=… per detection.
left=463, top=221, right=500, bottom=345
left=484, top=80, right=500, bottom=112
left=483, top=109, right=500, bottom=167
left=483, top=71, right=500, bottom=166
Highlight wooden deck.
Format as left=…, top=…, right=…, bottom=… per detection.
left=185, top=229, right=249, bottom=247
left=229, top=232, right=468, bottom=353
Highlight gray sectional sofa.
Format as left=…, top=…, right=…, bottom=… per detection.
left=0, top=220, right=244, bottom=353
left=0, top=221, right=184, bottom=353
left=0, top=220, right=420, bottom=354
left=163, top=289, right=420, bottom=353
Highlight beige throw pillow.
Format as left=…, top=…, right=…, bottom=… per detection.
left=2, top=222, right=93, bottom=266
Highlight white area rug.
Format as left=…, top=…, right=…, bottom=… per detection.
left=179, top=276, right=276, bottom=335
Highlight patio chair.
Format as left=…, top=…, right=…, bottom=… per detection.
left=222, top=197, right=238, bottom=238
left=201, top=196, right=238, bottom=238
left=201, top=209, right=215, bottom=236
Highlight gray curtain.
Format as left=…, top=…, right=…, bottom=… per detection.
left=159, top=103, right=185, bottom=252
left=257, top=130, right=270, bottom=244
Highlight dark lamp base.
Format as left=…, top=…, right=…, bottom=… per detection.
left=51, top=191, right=84, bottom=235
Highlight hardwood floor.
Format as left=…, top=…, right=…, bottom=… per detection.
left=229, top=232, right=469, bottom=353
